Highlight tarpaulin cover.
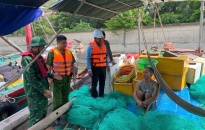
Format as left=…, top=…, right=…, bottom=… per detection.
left=0, top=4, right=42, bottom=35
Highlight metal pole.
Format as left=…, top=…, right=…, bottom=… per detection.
left=123, top=29, right=126, bottom=53
left=138, top=8, right=141, bottom=54
left=199, top=1, right=204, bottom=51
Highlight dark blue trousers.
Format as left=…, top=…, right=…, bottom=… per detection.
left=91, top=67, right=106, bottom=98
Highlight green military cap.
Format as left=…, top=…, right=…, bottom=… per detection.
left=29, top=37, right=48, bottom=47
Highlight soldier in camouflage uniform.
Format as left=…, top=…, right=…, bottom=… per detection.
left=21, top=37, right=62, bottom=127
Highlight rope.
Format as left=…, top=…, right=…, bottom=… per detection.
left=147, top=52, right=205, bottom=117
left=155, top=4, right=167, bottom=43
left=151, top=5, right=158, bottom=51
left=152, top=6, right=157, bottom=47
left=0, top=92, right=26, bottom=103
left=38, top=19, right=49, bottom=41
left=0, top=95, right=15, bottom=103
left=140, top=18, right=148, bottom=50
left=31, top=22, right=36, bottom=37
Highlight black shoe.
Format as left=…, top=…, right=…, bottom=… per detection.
left=50, top=118, right=60, bottom=126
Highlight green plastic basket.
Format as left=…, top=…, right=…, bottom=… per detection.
left=136, top=58, right=158, bottom=70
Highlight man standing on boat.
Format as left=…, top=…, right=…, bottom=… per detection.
left=77, top=30, right=115, bottom=78
left=46, top=35, right=76, bottom=125
left=133, top=67, right=159, bottom=113
left=86, top=30, right=109, bottom=98
left=21, top=37, right=62, bottom=127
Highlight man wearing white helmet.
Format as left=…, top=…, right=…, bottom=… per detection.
left=86, top=29, right=109, bottom=98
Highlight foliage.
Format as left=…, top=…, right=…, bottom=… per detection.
left=9, top=1, right=202, bottom=36
left=160, top=13, right=182, bottom=24
left=71, top=20, right=94, bottom=31
left=105, top=9, right=138, bottom=32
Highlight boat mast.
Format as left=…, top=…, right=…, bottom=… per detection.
left=25, top=24, right=33, bottom=51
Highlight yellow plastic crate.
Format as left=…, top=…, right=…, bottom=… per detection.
left=132, top=77, right=140, bottom=90
left=156, top=55, right=189, bottom=76
left=140, top=55, right=189, bottom=76
left=113, top=81, right=133, bottom=96
left=160, top=72, right=187, bottom=90
left=140, top=54, right=158, bottom=58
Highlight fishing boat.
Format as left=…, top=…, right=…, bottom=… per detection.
left=1, top=0, right=205, bottom=130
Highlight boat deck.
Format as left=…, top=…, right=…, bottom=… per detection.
left=1, top=77, right=204, bottom=130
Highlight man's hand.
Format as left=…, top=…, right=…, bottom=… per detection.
left=44, top=90, right=52, bottom=98
left=88, top=71, right=93, bottom=76
left=111, top=61, right=117, bottom=65
left=48, top=78, right=53, bottom=87
left=73, top=76, right=76, bottom=84
left=53, top=73, right=63, bottom=80
left=137, top=101, right=143, bottom=108
left=107, top=66, right=110, bottom=72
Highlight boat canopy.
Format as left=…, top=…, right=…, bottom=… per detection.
left=0, top=0, right=48, bottom=7
left=50, top=0, right=144, bottom=20
left=0, top=0, right=48, bottom=36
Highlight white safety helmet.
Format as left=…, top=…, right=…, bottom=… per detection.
left=93, top=30, right=104, bottom=38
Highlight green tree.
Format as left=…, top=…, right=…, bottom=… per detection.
left=71, top=20, right=94, bottom=31
left=105, top=9, right=138, bottom=32
left=105, top=8, right=153, bottom=32
left=160, top=13, right=181, bottom=24
left=158, top=1, right=200, bottom=23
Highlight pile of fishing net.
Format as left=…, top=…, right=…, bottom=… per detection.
left=189, top=75, right=205, bottom=104
left=58, top=85, right=205, bottom=130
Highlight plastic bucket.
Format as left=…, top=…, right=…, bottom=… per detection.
left=136, top=58, right=158, bottom=70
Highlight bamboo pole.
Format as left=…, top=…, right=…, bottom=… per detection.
left=138, top=8, right=141, bottom=54
left=28, top=98, right=75, bottom=130
left=0, top=36, right=24, bottom=53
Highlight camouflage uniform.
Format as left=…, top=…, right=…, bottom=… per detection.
left=21, top=37, right=52, bottom=127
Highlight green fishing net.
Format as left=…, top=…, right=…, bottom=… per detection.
left=57, top=85, right=205, bottom=130
left=190, top=75, right=205, bottom=104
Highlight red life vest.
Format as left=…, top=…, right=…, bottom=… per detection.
left=90, top=41, right=107, bottom=67
left=50, top=47, right=73, bottom=76
left=21, top=51, right=48, bottom=77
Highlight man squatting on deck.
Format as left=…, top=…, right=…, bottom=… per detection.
left=133, top=67, right=159, bottom=113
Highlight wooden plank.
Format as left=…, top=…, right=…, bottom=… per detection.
left=0, top=99, right=53, bottom=130
left=28, top=99, right=75, bottom=130
left=0, top=107, right=29, bottom=130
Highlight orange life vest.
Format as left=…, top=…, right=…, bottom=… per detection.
left=51, top=47, right=73, bottom=76
left=90, top=41, right=107, bottom=67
